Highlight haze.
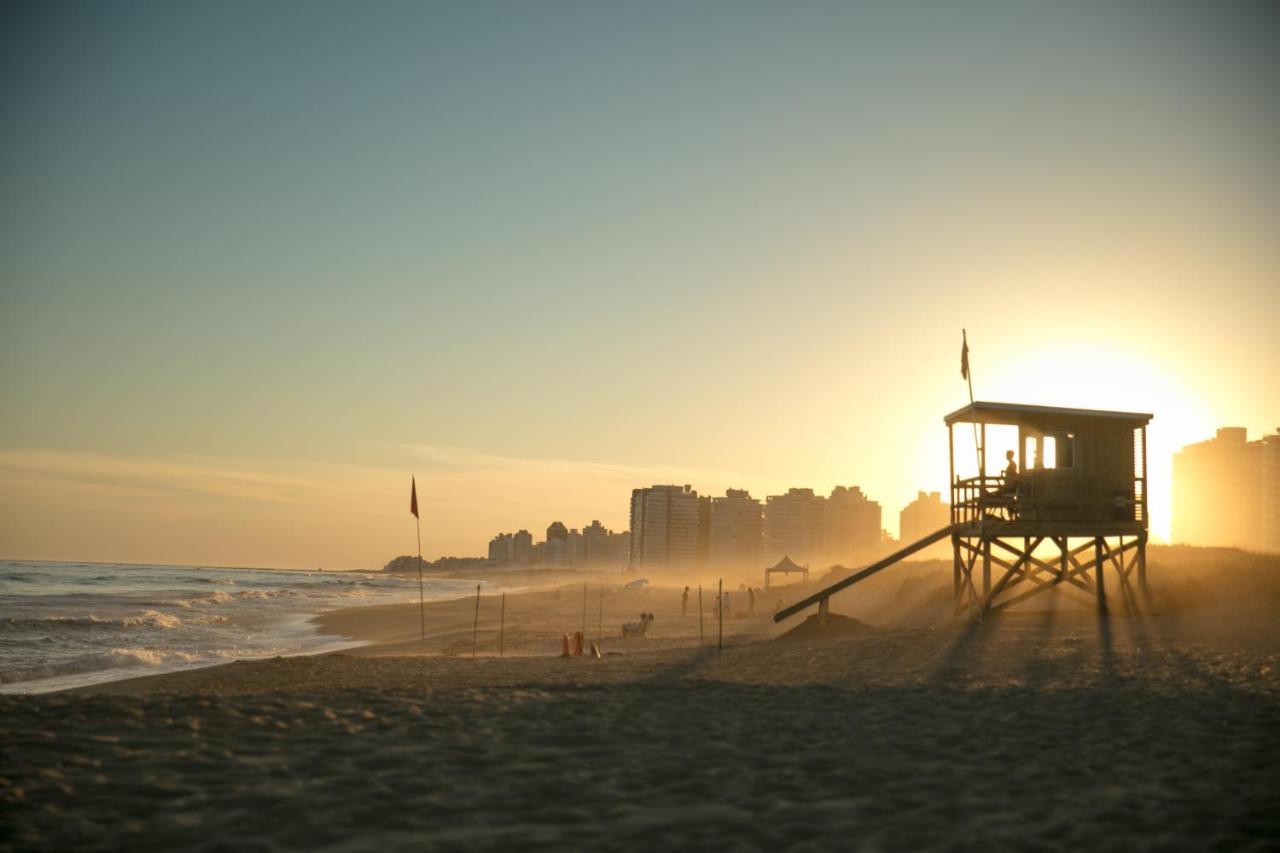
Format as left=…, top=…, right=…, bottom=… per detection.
left=2, top=1, right=1277, bottom=568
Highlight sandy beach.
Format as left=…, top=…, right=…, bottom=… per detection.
left=4, top=550, right=1279, bottom=851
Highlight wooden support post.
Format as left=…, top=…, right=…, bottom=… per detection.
left=717, top=578, right=723, bottom=654
left=982, top=538, right=992, bottom=602
left=1137, top=533, right=1148, bottom=601
left=1095, top=537, right=1108, bottom=614
left=698, top=585, right=704, bottom=647
left=952, top=534, right=961, bottom=611
left=818, top=596, right=829, bottom=627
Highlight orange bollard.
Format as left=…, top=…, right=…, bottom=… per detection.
left=573, top=631, right=584, bottom=656
left=561, top=633, right=571, bottom=657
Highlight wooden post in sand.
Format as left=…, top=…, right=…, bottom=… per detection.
left=471, top=583, right=481, bottom=659
left=498, top=592, right=506, bottom=658
left=717, top=578, right=723, bottom=654
left=698, top=585, right=704, bottom=647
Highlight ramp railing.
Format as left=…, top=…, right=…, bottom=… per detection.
left=773, top=523, right=962, bottom=623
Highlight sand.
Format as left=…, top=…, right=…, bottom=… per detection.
left=3, top=554, right=1280, bottom=851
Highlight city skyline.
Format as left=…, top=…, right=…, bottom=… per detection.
left=3, top=3, right=1278, bottom=568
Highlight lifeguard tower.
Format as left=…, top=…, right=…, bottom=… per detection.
left=945, top=402, right=1151, bottom=615
left=775, top=401, right=1152, bottom=624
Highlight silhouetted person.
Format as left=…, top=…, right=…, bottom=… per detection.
left=748, top=587, right=756, bottom=614
left=1003, top=449, right=1018, bottom=481
left=681, top=586, right=689, bottom=617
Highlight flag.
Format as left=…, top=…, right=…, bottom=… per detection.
left=410, top=476, right=419, bottom=518
left=960, top=330, right=970, bottom=381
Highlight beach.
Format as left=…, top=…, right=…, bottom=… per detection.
left=3, top=554, right=1279, bottom=851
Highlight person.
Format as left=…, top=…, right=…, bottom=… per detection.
left=681, top=586, right=689, bottom=617
left=990, top=450, right=1018, bottom=494
left=748, top=587, right=756, bottom=615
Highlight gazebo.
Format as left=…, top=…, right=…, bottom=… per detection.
left=764, top=556, right=809, bottom=589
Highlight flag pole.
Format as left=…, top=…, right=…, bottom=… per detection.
left=411, top=475, right=425, bottom=643
left=416, top=515, right=425, bottom=642
left=962, top=329, right=982, bottom=479
left=471, top=583, right=481, bottom=659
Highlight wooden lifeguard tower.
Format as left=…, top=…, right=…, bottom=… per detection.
left=945, top=401, right=1152, bottom=615
left=774, top=400, right=1152, bottom=625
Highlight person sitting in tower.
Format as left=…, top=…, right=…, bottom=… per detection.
left=1002, top=449, right=1018, bottom=484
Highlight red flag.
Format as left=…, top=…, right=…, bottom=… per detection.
left=410, top=476, right=419, bottom=518
left=960, top=330, right=970, bottom=381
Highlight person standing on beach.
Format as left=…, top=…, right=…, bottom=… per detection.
left=748, top=587, right=756, bottom=615
left=682, top=586, right=689, bottom=617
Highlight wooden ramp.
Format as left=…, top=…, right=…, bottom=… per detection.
left=773, top=523, right=962, bottom=623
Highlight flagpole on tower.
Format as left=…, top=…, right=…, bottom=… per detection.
left=411, top=475, right=425, bottom=642
left=961, top=330, right=982, bottom=478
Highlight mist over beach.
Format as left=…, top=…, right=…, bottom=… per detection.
left=2, top=1, right=1279, bottom=851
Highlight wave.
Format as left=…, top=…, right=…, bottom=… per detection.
left=0, top=646, right=203, bottom=685
left=2, top=609, right=186, bottom=630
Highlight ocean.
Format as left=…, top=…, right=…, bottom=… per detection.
left=0, top=560, right=484, bottom=694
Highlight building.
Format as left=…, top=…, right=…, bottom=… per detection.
left=764, top=488, right=825, bottom=566
left=1173, top=427, right=1280, bottom=553
left=544, top=521, right=569, bottom=566
left=487, top=532, right=514, bottom=563
left=823, top=486, right=882, bottom=565
left=511, top=530, right=533, bottom=565
left=629, top=484, right=704, bottom=570
left=709, top=489, right=763, bottom=570
left=899, top=491, right=952, bottom=558
left=583, top=520, right=631, bottom=570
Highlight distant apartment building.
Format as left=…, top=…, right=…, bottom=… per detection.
left=764, top=488, right=825, bottom=566
left=823, top=486, right=882, bottom=565
left=545, top=521, right=570, bottom=566
left=583, top=520, right=631, bottom=570
left=899, top=491, right=951, bottom=558
left=511, top=530, right=533, bottom=564
left=1173, top=427, right=1280, bottom=553
left=487, top=532, right=514, bottom=563
left=709, top=489, right=764, bottom=569
left=629, top=484, right=704, bottom=570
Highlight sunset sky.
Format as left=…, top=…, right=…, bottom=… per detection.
left=2, top=2, right=1277, bottom=568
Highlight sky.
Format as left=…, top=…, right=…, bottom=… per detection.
left=2, top=1, right=1278, bottom=568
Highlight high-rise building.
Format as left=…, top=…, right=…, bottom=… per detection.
left=823, top=486, right=882, bottom=565
left=545, top=521, right=569, bottom=566
left=709, top=489, right=763, bottom=570
left=629, top=485, right=703, bottom=570
left=487, top=532, right=514, bottom=563
left=583, top=520, right=630, bottom=569
left=764, top=488, right=825, bottom=566
left=1173, top=427, right=1280, bottom=553
left=512, top=530, right=533, bottom=565
left=899, top=491, right=951, bottom=558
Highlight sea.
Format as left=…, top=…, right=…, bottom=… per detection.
left=0, top=560, right=485, bottom=694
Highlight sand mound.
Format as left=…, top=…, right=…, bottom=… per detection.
left=777, top=612, right=875, bottom=641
